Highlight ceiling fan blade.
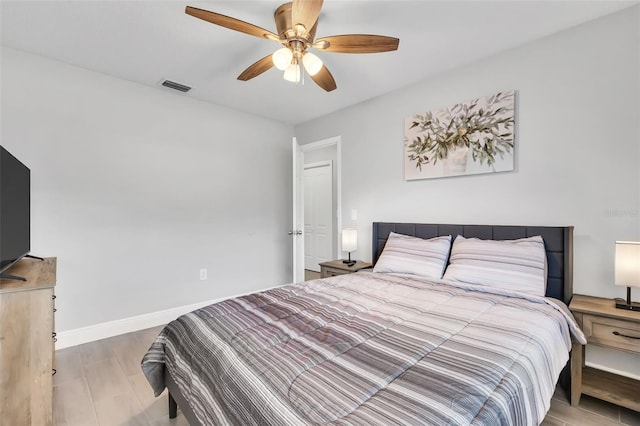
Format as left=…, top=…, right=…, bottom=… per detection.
left=310, top=65, right=336, bottom=92
left=314, top=34, right=399, bottom=53
left=237, top=54, right=274, bottom=81
left=292, top=0, right=323, bottom=36
left=186, top=6, right=278, bottom=40
left=307, top=20, right=319, bottom=43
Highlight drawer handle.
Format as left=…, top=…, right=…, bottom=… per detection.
left=612, top=331, right=640, bottom=340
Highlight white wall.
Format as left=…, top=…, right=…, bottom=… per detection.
left=1, top=47, right=294, bottom=335
left=295, top=8, right=640, bottom=376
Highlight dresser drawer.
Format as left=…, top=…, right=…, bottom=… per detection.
left=583, top=314, right=640, bottom=354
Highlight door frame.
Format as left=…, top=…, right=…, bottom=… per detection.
left=293, top=136, right=342, bottom=282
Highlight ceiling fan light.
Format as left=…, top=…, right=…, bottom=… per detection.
left=283, top=63, right=301, bottom=83
left=302, top=52, right=323, bottom=76
left=272, top=47, right=293, bottom=71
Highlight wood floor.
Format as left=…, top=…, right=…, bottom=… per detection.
left=53, top=325, right=188, bottom=426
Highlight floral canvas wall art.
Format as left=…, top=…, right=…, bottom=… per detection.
left=404, top=90, right=515, bottom=180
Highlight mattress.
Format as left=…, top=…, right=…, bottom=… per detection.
left=142, top=271, right=585, bottom=425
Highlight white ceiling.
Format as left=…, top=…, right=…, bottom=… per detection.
left=1, top=1, right=636, bottom=125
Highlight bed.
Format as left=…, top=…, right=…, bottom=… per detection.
left=142, top=222, right=585, bottom=425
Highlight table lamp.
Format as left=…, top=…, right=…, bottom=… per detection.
left=614, top=241, right=640, bottom=311
left=342, top=228, right=357, bottom=266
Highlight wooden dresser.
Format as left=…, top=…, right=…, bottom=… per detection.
left=319, top=260, right=372, bottom=278
left=569, top=294, right=640, bottom=412
left=0, top=257, right=57, bottom=426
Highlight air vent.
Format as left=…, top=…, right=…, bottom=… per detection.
left=161, top=79, right=192, bottom=93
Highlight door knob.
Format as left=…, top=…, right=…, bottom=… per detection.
left=288, top=230, right=303, bottom=236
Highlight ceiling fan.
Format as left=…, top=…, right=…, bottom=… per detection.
left=185, top=0, right=399, bottom=92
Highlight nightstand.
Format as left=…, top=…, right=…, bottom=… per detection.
left=569, top=294, right=640, bottom=412
left=319, top=260, right=372, bottom=278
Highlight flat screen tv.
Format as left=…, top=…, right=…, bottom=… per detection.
left=0, top=145, right=30, bottom=278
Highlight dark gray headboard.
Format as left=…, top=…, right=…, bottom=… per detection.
left=372, top=222, right=574, bottom=304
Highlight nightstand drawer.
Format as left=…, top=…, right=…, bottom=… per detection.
left=322, top=267, right=349, bottom=278
left=583, top=314, right=640, bottom=354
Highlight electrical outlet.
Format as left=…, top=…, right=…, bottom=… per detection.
left=199, top=268, right=207, bottom=281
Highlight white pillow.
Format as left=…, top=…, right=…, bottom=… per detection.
left=442, top=235, right=547, bottom=297
left=373, top=232, right=452, bottom=279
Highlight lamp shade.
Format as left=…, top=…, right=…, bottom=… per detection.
left=272, top=47, right=293, bottom=71
left=302, top=52, right=323, bottom=76
left=615, top=241, right=640, bottom=288
left=342, top=228, right=358, bottom=253
left=283, top=63, right=301, bottom=83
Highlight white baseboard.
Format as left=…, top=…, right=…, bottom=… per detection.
left=55, top=298, right=221, bottom=349
left=55, top=284, right=287, bottom=350
left=584, top=344, right=640, bottom=381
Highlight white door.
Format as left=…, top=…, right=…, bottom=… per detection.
left=292, top=136, right=342, bottom=283
left=304, top=162, right=333, bottom=272
left=291, top=137, right=304, bottom=283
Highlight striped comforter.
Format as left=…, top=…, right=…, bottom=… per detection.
left=142, top=271, right=585, bottom=426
